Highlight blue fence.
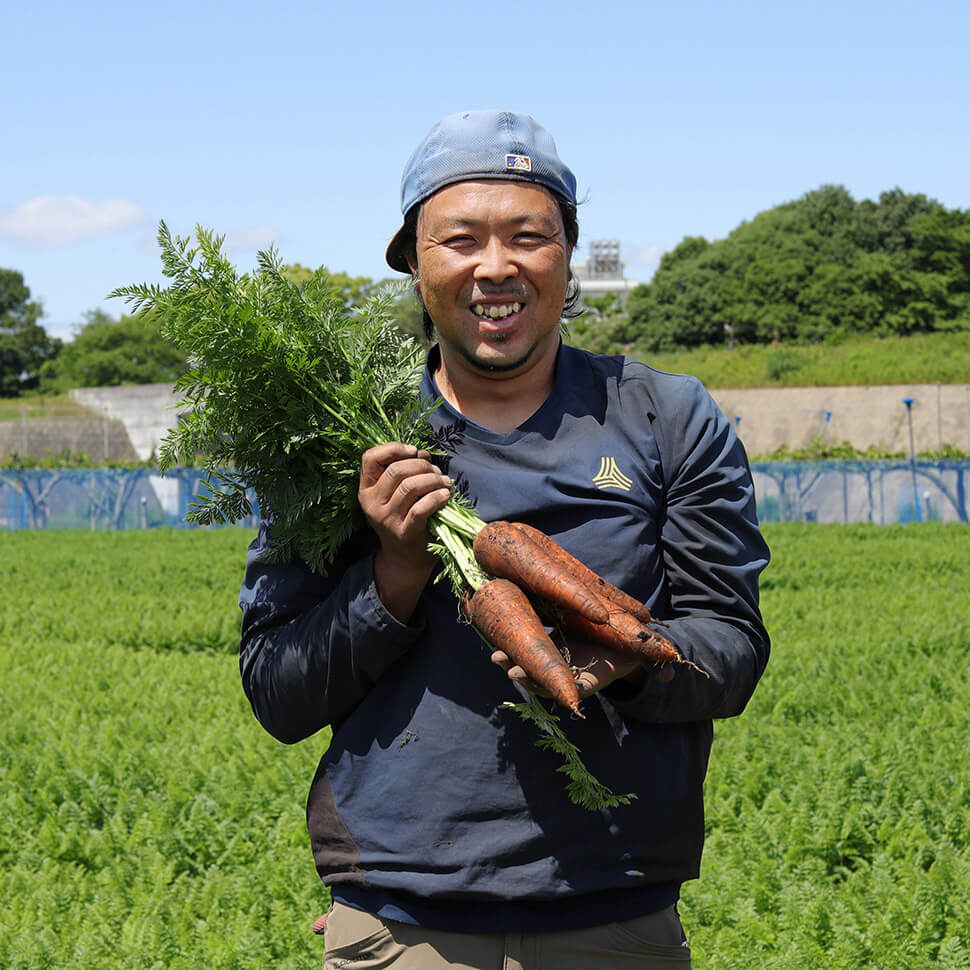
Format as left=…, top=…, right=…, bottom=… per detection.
left=1, top=461, right=967, bottom=531
left=751, top=459, right=968, bottom=524
left=0, top=468, right=260, bottom=532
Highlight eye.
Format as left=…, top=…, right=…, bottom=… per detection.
left=443, top=234, right=476, bottom=247
left=514, top=231, right=546, bottom=244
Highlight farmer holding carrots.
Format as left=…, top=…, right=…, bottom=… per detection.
left=239, top=110, right=771, bottom=969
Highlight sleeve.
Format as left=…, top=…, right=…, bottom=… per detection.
left=237, top=523, right=427, bottom=744
left=608, top=375, right=770, bottom=723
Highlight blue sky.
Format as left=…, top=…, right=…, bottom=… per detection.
left=4, top=0, right=969, bottom=341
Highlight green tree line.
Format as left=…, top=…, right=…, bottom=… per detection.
left=618, top=185, right=970, bottom=352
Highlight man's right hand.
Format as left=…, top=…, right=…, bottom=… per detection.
left=358, top=443, right=452, bottom=623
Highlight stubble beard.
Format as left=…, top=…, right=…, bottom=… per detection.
left=457, top=331, right=540, bottom=374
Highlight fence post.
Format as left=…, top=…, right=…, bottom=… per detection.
left=903, top=397, right=921, bottom=522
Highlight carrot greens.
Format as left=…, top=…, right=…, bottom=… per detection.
left=110, top=222, right=486, bottom=593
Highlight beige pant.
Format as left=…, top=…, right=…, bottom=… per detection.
left=322, top=901, right=691, bottom=969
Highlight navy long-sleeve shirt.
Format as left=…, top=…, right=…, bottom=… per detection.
left=238, top=343, right=770, bottom=932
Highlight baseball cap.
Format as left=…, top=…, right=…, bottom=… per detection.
left=385, top=109, right=577, bottom=274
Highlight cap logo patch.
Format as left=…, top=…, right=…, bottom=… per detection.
left=505, top=154, right=532, bottom=173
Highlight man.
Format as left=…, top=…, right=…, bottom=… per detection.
left=239, top=110, right=770, bottom=969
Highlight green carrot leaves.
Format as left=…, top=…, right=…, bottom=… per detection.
left=110, top=222, right=437, bottom=574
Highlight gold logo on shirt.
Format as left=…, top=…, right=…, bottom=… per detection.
left=592, top=457, right=633, bottom=491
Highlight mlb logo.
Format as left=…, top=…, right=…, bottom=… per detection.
left=505, top=154, right=532, bottom=173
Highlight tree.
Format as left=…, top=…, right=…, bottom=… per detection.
left=40, top=309, right=188, bottom=390
left=0, top=269, right=61, bottom=396
left=624, top=186, right=970, bottom=351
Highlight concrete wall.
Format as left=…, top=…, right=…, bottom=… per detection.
left=711, top=384, right=970, bottom=457
left=3, top=381, right=966, bottom=463
left=0, top=417, right=138, bottom=462
left=69, top=384, right=185, bottom=461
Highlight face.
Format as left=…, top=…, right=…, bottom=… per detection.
left=411, top=180, right=572, bottom=377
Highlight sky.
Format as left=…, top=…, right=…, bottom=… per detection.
left=3, top=0, right=969, bottom=342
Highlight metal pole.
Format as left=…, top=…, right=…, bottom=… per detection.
left=903, top=397, right=921, bottom=522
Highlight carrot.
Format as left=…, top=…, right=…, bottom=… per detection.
left=473, top=522, right=609, bottom=626
left=509, top=522, right=658, bottom=625
left=464, top=579, right=582, bottom=716
left=538, top=598, right=688, bottom=668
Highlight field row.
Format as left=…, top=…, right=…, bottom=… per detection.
left=1, top=525, right=968, bottom=968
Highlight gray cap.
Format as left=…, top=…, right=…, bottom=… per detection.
left=385, top=109, right=577, bottom=274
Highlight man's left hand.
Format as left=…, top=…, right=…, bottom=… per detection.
left=491, top=639, right=673, bottom=701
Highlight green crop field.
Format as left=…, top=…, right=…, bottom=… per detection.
left=2, top=525, right=969, bottom=969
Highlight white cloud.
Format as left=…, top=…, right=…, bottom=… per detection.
left=222, top=227, right=282, bottom=251
left=0, top=196, right=145, bottom=246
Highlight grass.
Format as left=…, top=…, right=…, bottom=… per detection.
left=0, top=394, right=98, bottom=421
left=623, top=331, right=970, bottom=388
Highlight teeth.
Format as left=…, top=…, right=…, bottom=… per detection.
left=472, top=303, right=521, bottom=319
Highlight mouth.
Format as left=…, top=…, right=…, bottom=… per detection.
left=470, top=301, right=523, bottom=323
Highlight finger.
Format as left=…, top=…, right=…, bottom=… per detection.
left=489, top=653, right=551, bottom=697
left=360, top=443, right=423, bottom=488
left=379, top=471, right=452, bottom=523
left=399, top=484, right=452, bottom=529
left=574, top=671, right=601, bottom=699
left=573, top=658, right=614, bottom=695
left=369, top=460, right=448, bottom=507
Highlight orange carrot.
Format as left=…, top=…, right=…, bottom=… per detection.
left=510, top=522, right=657, bottom=625
left=539, top=598, right=685, bottom=668
left=464, top=579, right=582, bottom=715
left=473, top=522, right=609, bottom=626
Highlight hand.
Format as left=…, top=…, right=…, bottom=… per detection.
left=358, top=442, right=452, bottom=621
left=491, top=639, right=673, bottom=701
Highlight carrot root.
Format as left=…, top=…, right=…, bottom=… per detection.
left=538, top=599, right=706, bottom=676
left=473, top=522, right=609, bottom=626
left=509, top=522, right=659, bottom=625
left=464, top=579, right=583, bottom=715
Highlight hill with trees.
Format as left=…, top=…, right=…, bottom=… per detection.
left=572, top=185, right=970, bottom=356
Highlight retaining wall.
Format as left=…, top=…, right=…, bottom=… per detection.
left=3, top=381, right=969, bottom=463
left=0, top=417, right=137, bottom=462
left=69, top=384, right=185, bottom=461
left=710, top=383, right=970, bottom=456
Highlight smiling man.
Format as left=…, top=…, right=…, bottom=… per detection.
left=238, top=110, right=771, bottom=970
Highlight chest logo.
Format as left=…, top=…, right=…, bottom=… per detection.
left=592, top=457, right=633, bottom=491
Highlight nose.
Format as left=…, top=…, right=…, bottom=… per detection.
left=474, top=236, right=517, bottom=283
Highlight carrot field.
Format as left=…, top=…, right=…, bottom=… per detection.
left=2, top=524, right=969, bottom=969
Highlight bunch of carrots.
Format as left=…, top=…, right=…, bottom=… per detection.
left=464, top=520, right=694, bottom=715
